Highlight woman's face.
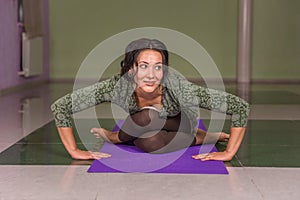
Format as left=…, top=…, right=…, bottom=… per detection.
left=132, top=49, right=163, bottom=93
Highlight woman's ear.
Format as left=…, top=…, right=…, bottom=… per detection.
left=127, top=68, right=135, bottom=79
left=128, top=68, right=133, bottom=75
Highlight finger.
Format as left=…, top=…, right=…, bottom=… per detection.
left=200, top=157, right=212, bottom=161
left=202, top=153, right=224, bottom=161
left=90, top=128, right=96, bottom=133
left=90, top=128, right=102, bottom=134
left=200, top=154, right=214, bottom=161
left=91, top=129, right=100, bottom=137
left=92, top=133, right=101, bottom=138
left=89, top=151, right=111, bottom=159
left=192, top=153, right=209, bottom=159
left=98, top=152, right=111, bottom=158
left=193, top=153, right=218, bottom=161
left=92, top=154, right=110, bottom=160
left=192, top=156, right=202, bottom=160
left=95, top=152, right=111, bottom=158
left=192, top=153, right=209, bottom=158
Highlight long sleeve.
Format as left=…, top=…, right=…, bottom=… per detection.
left=191, top=84, right=250, bottom=127
left=163, top=69, right=250, bottom=128
left=51, top=75, right=120, bottom=127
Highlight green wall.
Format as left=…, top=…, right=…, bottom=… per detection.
left=251, top=0, right=300, bottom=80
left=49, top=0, right=300, bottom=81
left=49, top=0, right=238, bottom=80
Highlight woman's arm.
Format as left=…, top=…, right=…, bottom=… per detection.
left=190, top=84, right=250, bottom=161
left=225, top=127, right=245, bottom=158
left=58, top=127, right=111, bottom=160
left=51, top=75, right=120, bottom=159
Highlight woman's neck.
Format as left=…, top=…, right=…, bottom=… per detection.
left=135, top=86, right=162, bottom=99
left=134, top=86, right=163, bottom=108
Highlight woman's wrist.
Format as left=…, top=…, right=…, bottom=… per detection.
left=224, top=127, right=246, bottom=159
left=68, top=146, right=80, bottom=155
left=223, top=149, right=235, bottom=160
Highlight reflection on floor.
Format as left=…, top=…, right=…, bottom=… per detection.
left=1, top=119, right=300, bottom=168
left=0, top=82, right=300, bottom=199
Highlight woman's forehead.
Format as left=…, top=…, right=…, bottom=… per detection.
left=137, top=50, right=163, bottom=62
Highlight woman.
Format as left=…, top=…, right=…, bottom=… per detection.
left=51, top=38, right=249, bottom=161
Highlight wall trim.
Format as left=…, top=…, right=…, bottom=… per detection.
left=49, top=78, right=300, bottom=85
left=0, top=80, right=49, bottom=96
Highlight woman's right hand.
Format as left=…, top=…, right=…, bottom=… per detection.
left=70, top=148, right=111, bottom=160
left=56, top=127, right=111, bottom=160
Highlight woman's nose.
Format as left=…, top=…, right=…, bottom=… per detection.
left=146, top=67, right=154, bottom=78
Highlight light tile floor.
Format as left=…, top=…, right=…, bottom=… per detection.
left=0, top=82, right=300, bottom=200
left=1, top=166, right=300, bottom=200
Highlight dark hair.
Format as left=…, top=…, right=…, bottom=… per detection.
left=120, top=38, right=169, bottom=81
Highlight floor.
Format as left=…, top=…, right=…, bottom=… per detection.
left=0, top=82, right=300, bottom=200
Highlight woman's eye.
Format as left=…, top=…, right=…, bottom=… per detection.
left=139, top=64, right=147, bottom=69
left=155, top=65, right=162, bottom=70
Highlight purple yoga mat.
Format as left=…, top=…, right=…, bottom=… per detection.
left=88, top=119, right=228, bottom=174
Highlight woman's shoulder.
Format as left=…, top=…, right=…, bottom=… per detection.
left=94, top=74, right=121, bottom=86
left=100, top=74, right=121, bottom=82
left=164, top=69, right=194, bottom=88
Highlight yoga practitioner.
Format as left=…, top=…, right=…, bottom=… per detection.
left=51, top=38, right=249, bottom=161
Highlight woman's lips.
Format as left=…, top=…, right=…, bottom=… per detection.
left=143, top=81, right=156, bottom=86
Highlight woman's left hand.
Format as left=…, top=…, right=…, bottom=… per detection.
left=193, top=127, right=246, bottom=162
left=192, top=151, right=233, bottom=161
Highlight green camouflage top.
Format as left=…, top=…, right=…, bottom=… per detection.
left=51, top=70, right=250, bottom=129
